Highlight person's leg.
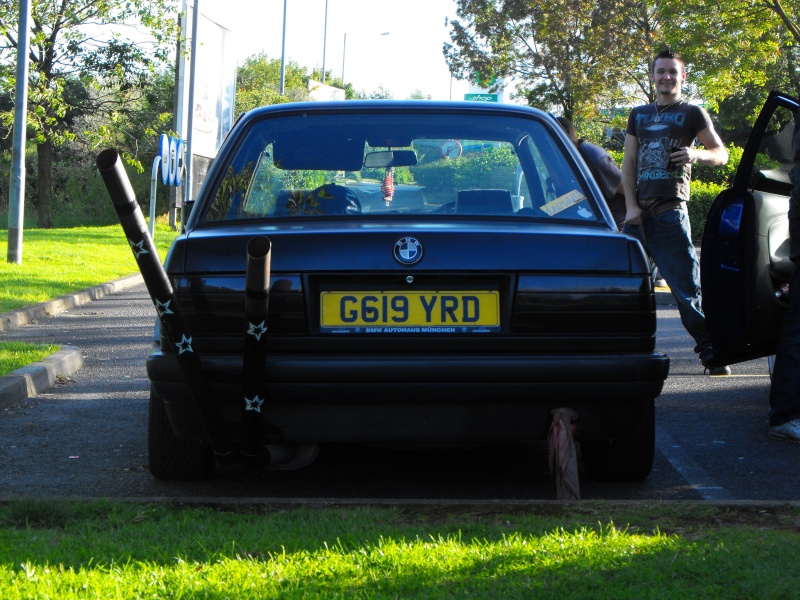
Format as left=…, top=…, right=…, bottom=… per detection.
left=642, top=205, right=709, bottom=348
left=769, top=265, right=800, bottom=427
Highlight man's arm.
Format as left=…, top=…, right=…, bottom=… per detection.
left=672, top=126, right=728, bottom=167
left=622, top=132, right=643, bottom=225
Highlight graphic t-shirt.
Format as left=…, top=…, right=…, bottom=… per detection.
left=625, top=101, right=714, bottom=202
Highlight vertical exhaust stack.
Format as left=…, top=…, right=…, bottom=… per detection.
left=96, top=148, right=236, bottom=463
left=241, top=236, right=271, bottom=465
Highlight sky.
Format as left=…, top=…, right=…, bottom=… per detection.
left=200, top=0, right=473, bottom=100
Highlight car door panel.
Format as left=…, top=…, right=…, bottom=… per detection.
left=701, top=91, right=798, bottom=366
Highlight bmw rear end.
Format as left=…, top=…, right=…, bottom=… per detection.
left=147, top=100, right=669, bottom=480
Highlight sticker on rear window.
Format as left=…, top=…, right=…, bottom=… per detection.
left=540, top=190, right=588, bottom=217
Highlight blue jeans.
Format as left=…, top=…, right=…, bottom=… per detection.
left=770, top=260, right=800, bottom=425
left=623, top=203, right=710, bottom=354
left=769, top=115, right=800, bottom=426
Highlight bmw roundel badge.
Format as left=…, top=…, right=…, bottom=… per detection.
left=394, top=236, right=423, bottom=266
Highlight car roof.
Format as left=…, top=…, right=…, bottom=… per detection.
left=239, top=99, right=551, bottom=121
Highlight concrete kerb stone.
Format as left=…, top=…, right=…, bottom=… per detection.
left=0, top=273, right=144, bottom=408
left=0, top=346, right=83, bottom=410
left=0, top=273, right=143, bottom=333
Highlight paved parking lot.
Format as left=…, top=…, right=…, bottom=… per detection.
left=0, top=282, right=796, bottom=502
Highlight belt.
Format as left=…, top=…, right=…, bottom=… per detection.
left=639, top=199, right=683, bottom=219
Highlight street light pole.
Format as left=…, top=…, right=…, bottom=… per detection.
left=341, top=31, right=389, bottom=87
left=341, top=33, right=348, bottom=85
left=8, top=0, right=31, bottom=264
left=280, top=0, right=287, bottom=94
left=321, top=0, right=328, bottom=84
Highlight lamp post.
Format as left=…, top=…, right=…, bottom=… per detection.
left=321, top=0, right=328, bottom=84
left=341, top=31, right=390, bottom=86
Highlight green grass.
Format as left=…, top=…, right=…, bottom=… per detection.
left=0, top=501, right=796, bottom=598
left=0, top=224, right=179, bottom=314
left=0, top=341, right=61, bottom=377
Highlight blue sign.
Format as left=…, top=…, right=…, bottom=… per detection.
left=159, top=134, right=185, bottom=187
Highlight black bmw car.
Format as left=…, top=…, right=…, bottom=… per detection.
left=101, top=100, right=670, bottom=482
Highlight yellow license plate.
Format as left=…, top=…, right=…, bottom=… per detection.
left=320, top=290, right=500, bottom=333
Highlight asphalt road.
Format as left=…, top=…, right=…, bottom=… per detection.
left=0, top=283, right=796, bottom=502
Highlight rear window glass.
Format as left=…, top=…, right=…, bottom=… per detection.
left=197, top=111, right=603, bottom=224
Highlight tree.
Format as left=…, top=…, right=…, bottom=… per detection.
left=660, top=0, right=798, bottom=115
left=444, top=0, right=799, bottom=126
left=235, top=54, right=361, bottom=115
left=0, top=0, right=178, bottom=227
left=444, top=0, right=647, bottom=119
left=236, top=54, right=312, bottom=113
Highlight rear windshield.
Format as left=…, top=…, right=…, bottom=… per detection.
left=197, top=111, right=604, bottom=224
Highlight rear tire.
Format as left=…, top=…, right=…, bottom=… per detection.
left=580, top=398, right=655, bottom=482
left=148, top=389, right=216, bottom=481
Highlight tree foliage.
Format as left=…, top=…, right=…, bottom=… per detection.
left=0, top=0, right=179, bottom=227
left=444, top=0, right=650, bottom=119
left=660, top=0, right=798, bottom=114
left=235, top=53, right=361, bottom=115
left=445, top=0, right=799, bottom=128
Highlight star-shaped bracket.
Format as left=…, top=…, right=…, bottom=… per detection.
left=128, top=238, right=150, bottom=259
left=244, top=395, right=264, bottom=413
left=155, top=298, right=174, bottom=318
left=247, top=320, right=268, bottom=341
left=175, top=334, right=193, bottom=354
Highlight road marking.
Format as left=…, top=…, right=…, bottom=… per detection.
left=656, top=427, right=735, bottom=500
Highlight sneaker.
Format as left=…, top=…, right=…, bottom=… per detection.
left=707, top=365, right=732, bottom=376
left=698, top=345, right=730, bottom=376
left=769, top=419, right=800, bottom=442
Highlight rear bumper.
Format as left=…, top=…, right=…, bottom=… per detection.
left=147, top=350, right=669, bottom=444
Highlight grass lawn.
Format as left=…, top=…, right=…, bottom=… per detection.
left=0, top=224, right=177, bottom=378
left=0, top=341, right=61, bottom=377
left=0, top=224, right=178, bottom=314
left=0, top=500, right=797, bottom=598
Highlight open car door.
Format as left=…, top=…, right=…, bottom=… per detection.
left=701, top=90, right=799, bottom=366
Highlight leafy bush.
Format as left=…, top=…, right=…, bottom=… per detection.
left=412, top=146, right=517, bottom=205
left=361, top=166, right=412, bottom=184
left=608, top=149, right=624, bottom=167
left=692, top=143, right=743, bottom=186
left=687, top=180, right=724, bottom=242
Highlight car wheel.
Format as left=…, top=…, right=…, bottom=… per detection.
left=580, top=398, right=655, bottom=482
left=148, top=389, right=216, bottom=481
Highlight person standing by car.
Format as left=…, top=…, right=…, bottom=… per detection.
left=557, top=117, right=627, bottom=229
left=622, top=47, right=730, bottom=375
left=768, top=113, right=800, bottom=442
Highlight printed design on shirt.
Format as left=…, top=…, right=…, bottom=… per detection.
left=637, top=123, right=684, bottom=181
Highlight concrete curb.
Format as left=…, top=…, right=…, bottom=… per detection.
left=0, top=274, right=143, bottom=409
left=0, top=345, right=83, bottom=410
left=0, top=273, right=144, bottom=333
left=655, top=288, right=674, bottom=306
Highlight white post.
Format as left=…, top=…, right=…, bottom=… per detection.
left=185, top=0, right=200, bottom=204
left=149, top=156, right=161, bottom=239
